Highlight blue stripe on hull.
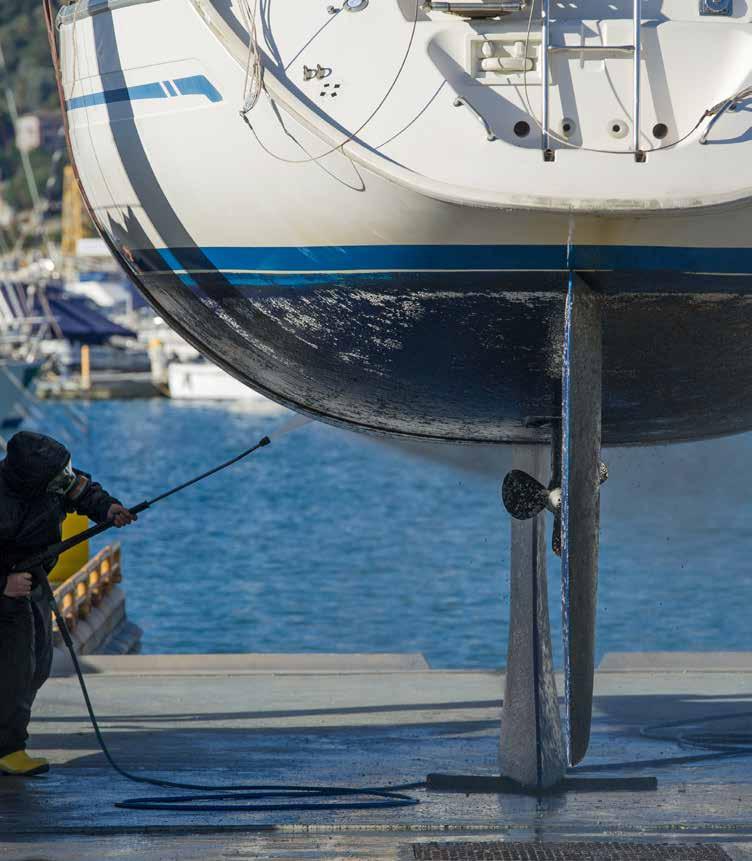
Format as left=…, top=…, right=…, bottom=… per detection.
left=66, top=75, right=222, bottom=111
left=136, top=244, right=752, bottom=277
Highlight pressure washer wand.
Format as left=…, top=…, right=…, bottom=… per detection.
left=5, top=417, right=423, bottom=814
left=11, top=435, right=271, bottom=574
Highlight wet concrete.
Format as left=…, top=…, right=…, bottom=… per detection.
left=2, top=653, right=752, bottom=859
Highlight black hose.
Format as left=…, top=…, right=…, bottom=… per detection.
left=641, top=713, right=752, bottom=754
left=30, top=431, right=750, bottom=804
left=571, top=712, right=752, bottom=775
left=47, top=579, right=424, bottom=812
left=35, top=428, right=423, bottom=812
left=53, top=574, right=751, bottom=805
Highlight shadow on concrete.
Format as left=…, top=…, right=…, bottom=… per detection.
left=594, top=692, right=752, bottom=728
left=572, top=693, right=752, bottom=774
left=31, top=699, right=503, bottom=725
left=25, top=713, right=501, bottom=778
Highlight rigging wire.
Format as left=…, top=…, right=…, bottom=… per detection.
left=238, top=0, right=264, bottom=114
left=243, top=0, right=746, bottom=169
left=240, top=0, right=420, bottom=165
left=374, top=79, right=446, bottom=150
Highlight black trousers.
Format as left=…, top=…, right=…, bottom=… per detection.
left=0, top=589, right=53, bottom=758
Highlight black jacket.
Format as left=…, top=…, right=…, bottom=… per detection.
left=0, top=432, right=120, bottom=595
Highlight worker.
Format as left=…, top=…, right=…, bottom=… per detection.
left=0, top=431, right=135, bottom=777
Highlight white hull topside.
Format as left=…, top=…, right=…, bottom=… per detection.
left=59, top=0, right=752, bottom=237
left=55, top=0, right=752, bottom=444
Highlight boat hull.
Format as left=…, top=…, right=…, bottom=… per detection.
left=57, top=0, right=752, bottom=445
left=135, top=265, right=752, bottom=444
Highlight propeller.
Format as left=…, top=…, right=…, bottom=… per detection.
left=501, top=462, right=608, bottom=555
left=501, top=469, right=559, bottom=521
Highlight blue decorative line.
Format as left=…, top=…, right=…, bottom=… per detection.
left=157, top=249, right=186, bottom=272
left=173, top=75, right=222, bottom=103
left=198, top=272, right=396, bottom=287
left=139, top=244, right=752, bottom=276
left=66, top=75, right=222, bottom=111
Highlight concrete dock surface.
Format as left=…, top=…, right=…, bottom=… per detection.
left=2, top=652, right=752, bottom=860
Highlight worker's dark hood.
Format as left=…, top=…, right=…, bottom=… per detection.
left=0, top=431, right=71, bottom=498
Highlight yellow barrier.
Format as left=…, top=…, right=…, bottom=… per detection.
left=52, top=544, right=122, bottom=633
left=49, top=513, right=90, bottom=585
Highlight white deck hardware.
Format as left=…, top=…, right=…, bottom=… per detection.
left=700, top=0, right=732, bottom=15
left=547, top=45, right=634, bottom=55
left=424, top=0, right=526, bottom=14
left=453, top=96, right=496, bottom=141
left=633, top=0, right=643, bottom=158
left=540, top=0, right=643, bottom=160
left=540, top=0, right=551, bottom=159
left=480, top=57, right=533, bottom=73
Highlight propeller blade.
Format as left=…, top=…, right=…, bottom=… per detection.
left=501, top=469, right=550, bottom=520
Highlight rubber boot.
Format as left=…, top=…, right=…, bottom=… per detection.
left=0, top=750, right=50, bottom=776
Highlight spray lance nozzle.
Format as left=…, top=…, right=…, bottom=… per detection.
left=10, top=433, right=276, bottom=578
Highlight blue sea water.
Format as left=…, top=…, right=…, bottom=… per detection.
left=47, top=399, right=752, bottom=668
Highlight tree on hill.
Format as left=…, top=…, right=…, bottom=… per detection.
left=0, top=0, right=60, bottom=212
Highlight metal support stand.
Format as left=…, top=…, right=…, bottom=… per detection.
left=427, top=447, right=566, bottom=794
left=426, top=275, right=655, bottom=796
left=498, top=445, right=565, bottom=789
left=425, top=441, right=655, bottom=796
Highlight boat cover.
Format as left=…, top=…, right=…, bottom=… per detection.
left=0, top=281, right=135, bottom=344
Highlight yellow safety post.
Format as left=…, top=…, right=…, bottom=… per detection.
left=61, top=164, right=96, bottom=257
left=49, top=513, right=89, bottom=584
left=80, top=345, right=91, bottom=391
left=60, top=591, right=76, bottom=631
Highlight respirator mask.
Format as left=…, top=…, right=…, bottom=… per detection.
left=46, top=458, right=86, bottom=500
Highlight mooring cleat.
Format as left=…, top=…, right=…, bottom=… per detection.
left=0, top=750, right=50, bottom=777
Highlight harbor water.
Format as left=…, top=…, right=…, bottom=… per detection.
left=51, top=400, right=752, bottom=668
